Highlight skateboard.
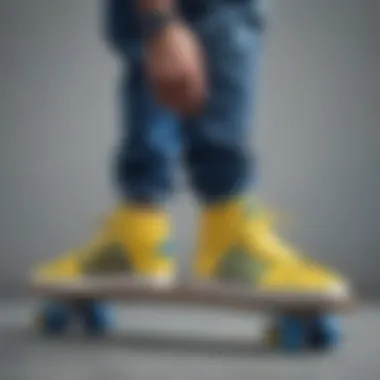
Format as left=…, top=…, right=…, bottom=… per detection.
left=29, top=275, right=355, bottom=352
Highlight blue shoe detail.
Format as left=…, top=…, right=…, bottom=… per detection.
left=158, top=240, right=175, bottom=258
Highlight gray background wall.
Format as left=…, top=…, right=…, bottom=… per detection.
left=0, top=0, right=379, bottom=297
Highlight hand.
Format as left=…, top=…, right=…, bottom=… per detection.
left=144, top=22, right=207, bottom=115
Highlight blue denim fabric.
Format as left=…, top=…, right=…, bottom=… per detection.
left=112, top=1, right=262, bottom=204
left=104, top=0, right=265, bottom=54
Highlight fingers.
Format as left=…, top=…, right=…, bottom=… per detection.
left=144, top=24, right=207, bottom=116
left=151, top=68, right=207, bottom=116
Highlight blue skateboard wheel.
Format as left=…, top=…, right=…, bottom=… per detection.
left=78, top=300, right=114, bottom=335
left=37, top=301, right=70, bottom=334
left=277, top=315, right=307, bottom=352
left=307, top=314, right=341, bottom=350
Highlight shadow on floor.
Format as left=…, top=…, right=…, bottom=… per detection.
left=1, top=326, right=312, bottom=359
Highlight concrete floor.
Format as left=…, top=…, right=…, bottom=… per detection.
left=0, top=300, right=379, bottom=380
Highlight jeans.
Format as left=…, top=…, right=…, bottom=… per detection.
left=114, top=1, right=262, bottom=205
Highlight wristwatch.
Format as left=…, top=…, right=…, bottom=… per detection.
left=139, top=10, right=178, bottom=40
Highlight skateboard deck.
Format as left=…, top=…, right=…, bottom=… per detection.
left=30, top=275, right=355, bottom=351
left=29, top=275, right=354, bottom=314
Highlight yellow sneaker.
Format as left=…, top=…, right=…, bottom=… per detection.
left=31, top=205, right=176, bottom=286
left=192, top=197, right=350, bottom=300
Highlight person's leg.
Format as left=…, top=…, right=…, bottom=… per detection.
left=115, top=62, right=180, bottom=205
left=183, top=1, right=260, bottom=204
left=184, top=0, right=349, bottom=298
left=33, top=60, right=180, bottom=284
left=183, top=0, right=260, bottom=275
left=108, top=61, right=180, bottom=280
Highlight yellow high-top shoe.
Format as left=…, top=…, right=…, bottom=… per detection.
left=32, top=205, right=175, bottom=286
left=192, top=197, right=350, bottom=300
